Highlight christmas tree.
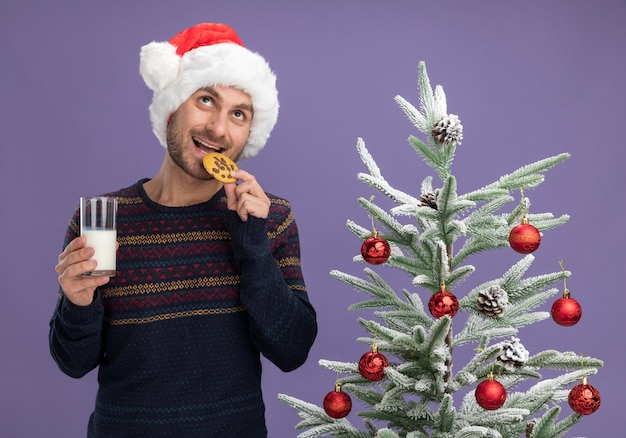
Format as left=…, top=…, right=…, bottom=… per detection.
left=279, top=61, right=603, bottom=438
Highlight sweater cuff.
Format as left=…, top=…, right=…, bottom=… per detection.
left=60, top=291, right=104, bottom=329
left=226, top=211, right=268, bottom=246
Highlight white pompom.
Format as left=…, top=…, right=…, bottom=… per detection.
left=139, top=42, right=180, bottom=92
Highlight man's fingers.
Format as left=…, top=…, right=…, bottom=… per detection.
left=56, top=246, right=94, bottom=275
left=223, top=169, right=269, bottom=221
left=223, top=182, right=238, bottom=210
left=58, top=236, right=86, bottom=261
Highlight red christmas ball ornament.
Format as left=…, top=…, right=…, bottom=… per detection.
left=475, top=374, right=507, bottom=410
left=361, top=231, right=391, bottom=265
left=358, top=345, right=389, bottom=381
left=568, top=377, right=601, bottom=415
left=551, top=291, right=582, bottom=326
left=508, top=217, right=541, bottom=254
left=323, top=382, right=352, bottom=419
left=428, top=289, right=459, bottom=318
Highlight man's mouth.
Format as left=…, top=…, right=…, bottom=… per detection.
left=192, top=136, right=224, bottom=154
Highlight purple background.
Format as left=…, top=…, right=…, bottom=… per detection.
left=1, top=1, right=624, bottom=436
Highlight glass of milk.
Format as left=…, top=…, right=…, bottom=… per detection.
left=80, top=196, right=118, bottom=277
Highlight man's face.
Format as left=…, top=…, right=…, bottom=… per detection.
left=166, top=85, right=253, bottom=180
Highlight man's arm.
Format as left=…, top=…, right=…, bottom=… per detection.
left=49, top=291, right=104, bottom=378
left=224, top=169, right=317, bottom=371
left=49, top=222, right=107, bottom=378
left=227, top=210, right=317, bottom=372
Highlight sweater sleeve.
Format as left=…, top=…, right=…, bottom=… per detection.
left=49, top=290, right=104, bottom=378
left=48, top=213, right=105, bottom=378
left=226, top=205, right=317, bottom=372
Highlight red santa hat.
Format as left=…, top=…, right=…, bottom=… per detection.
left=139, top=23, right=279, bottom=160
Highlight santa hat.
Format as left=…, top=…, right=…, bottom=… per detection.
left=139, top=23, right=279, bottom=160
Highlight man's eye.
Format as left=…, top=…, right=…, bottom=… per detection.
left=200, top=96, right=214, bottom=106
left=233, top=110, right=245, bottom=121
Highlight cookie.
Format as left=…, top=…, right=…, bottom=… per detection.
left=202, top=152, right=238, bottom=183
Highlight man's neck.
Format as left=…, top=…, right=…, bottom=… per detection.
left=144, top=158, right=223, bottom=207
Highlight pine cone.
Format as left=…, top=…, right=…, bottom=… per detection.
left=526, top=420, right=536, bottom=438
left=431, top=114, right=463, bottom=146
left=477, top=285, right=508, bottom=317
left=498, top=337, right=529, bottom=372
left=419, top=189, right=440, bottom=210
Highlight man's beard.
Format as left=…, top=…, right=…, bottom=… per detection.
left=165, top=117, right=232, bottom=181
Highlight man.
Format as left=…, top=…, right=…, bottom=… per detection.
left=49, top=23, right=317, bottom=437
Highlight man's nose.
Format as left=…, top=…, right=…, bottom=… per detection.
left=205, top=111, right=227, bottom=137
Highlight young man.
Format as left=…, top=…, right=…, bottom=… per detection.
left=49, top=23, right=317, bottom=437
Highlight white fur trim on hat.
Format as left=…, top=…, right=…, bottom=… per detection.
left=139, top=24, right=279, bottom=160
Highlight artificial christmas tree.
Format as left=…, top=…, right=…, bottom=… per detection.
left=279, top=61, right=602, bottom=437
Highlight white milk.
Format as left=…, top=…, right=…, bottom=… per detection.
left=82, top=229, right=117, bottom=275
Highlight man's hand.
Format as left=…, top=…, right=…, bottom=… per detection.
left=223, top=169, right=270, bottom=222
left=55, top=236, right=112, bottom=306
